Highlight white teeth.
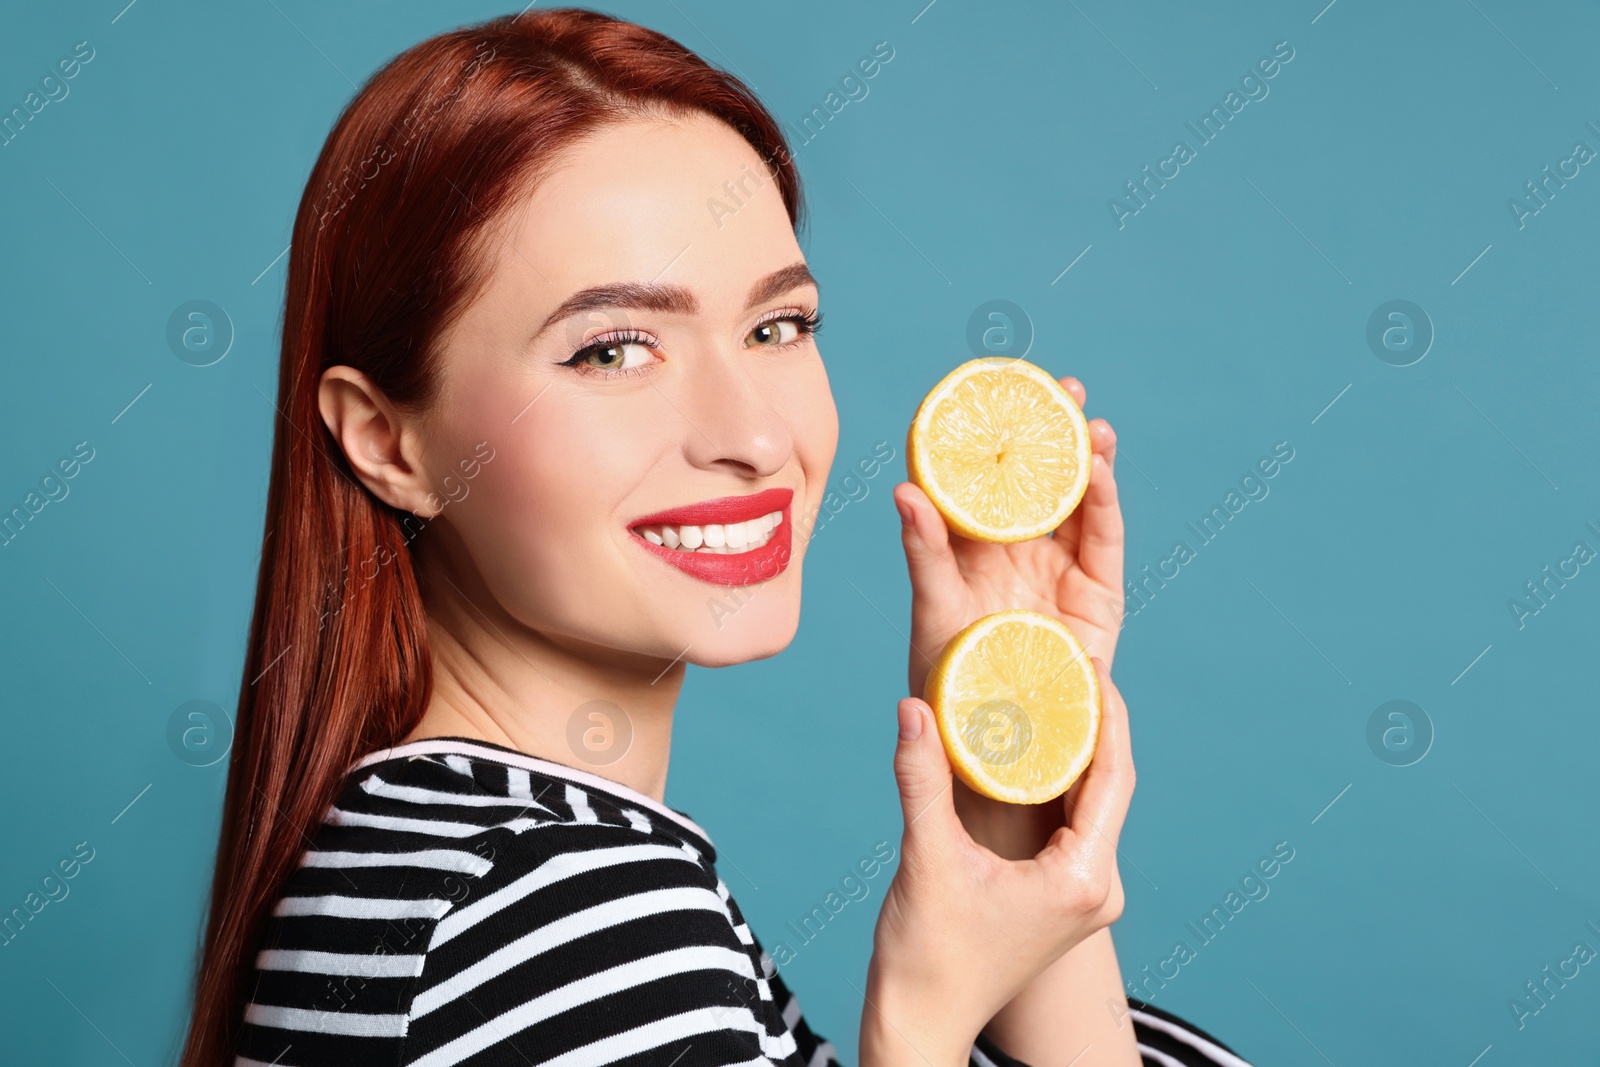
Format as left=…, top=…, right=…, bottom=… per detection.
left=633, top=510, right=785, bottom=555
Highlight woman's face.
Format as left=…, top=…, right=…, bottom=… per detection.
left=415, top=112, right=838, bottom=669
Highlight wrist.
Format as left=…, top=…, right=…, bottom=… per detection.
left=860, top=962, right=974, bottom=1067
left=980, top=929, right=1140, bottom=1067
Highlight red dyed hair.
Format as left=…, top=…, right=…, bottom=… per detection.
left=179, top=9, right=802, bottom=1063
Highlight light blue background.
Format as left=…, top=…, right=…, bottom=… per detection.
left=2, top=1, right=1597, bottom=1063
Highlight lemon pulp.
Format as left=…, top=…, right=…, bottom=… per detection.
left=924, top=609, right=1101, bottom=805
left=907, top=358, right=1091, bottom=543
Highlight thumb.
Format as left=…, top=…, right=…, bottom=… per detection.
left=893, top=698, right=960, bottom=846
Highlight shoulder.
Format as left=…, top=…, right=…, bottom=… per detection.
left=284, top=745, right=726, bottom=941
left=379, top=752, right=773, bottom=1063
left=237, top=743, right=770, bottom=1066
left=334, top=746, right=726, bottom=928
left=377, top=747, right=740, bottom=991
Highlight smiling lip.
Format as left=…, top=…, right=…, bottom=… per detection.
left=629, top=486, right=795, bottom=587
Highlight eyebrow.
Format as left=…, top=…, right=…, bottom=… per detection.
left=532, top=261, right=818, bottom=341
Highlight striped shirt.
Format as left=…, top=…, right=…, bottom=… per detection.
left=235, top=736, right=1251, bottom=1067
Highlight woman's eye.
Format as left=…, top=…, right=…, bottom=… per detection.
left=576, top=340, right=652, bottom=371
left=746, top=318, right=801, bottom=347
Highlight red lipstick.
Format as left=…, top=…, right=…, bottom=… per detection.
left=629, top=486, right=795, bottom=587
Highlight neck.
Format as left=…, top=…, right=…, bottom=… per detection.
left=401, top=546, right=683, bottom=804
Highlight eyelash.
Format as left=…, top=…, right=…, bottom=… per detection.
left=559, top=307, right=824, bottom=379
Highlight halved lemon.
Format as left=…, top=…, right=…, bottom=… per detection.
left=906, top=357, right=1092, bottom=543
left=924, top=609, right=1101, bottom=805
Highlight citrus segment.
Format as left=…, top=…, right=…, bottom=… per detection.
left=907, top=357, right=1092, bottom=543
left=924, top=609, right=1101, bottom=805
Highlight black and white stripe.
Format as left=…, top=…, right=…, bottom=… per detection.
left=234, top=736, right=1250, bottom=1067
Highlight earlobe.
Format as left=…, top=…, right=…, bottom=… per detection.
left=317, top=366, right=438, bottom=516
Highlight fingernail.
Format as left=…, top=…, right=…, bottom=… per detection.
left=898, top=701, right=924, bottom=740
left=895, top=497, right=913, bottom=526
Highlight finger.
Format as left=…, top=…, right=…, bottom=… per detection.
left=1073, top=449, right=1125, bottom=592
left=892, top=697, right=964, bottom=854
left=894, top=482, right=965, bottom=608
left=1090, top=417, right=1116, bottom=477
left=1051, top=419, right=1115, bottom=556
left=1055, top=657, right=1134, bottom=865
left=1060, top=376, right=1086, bottom=410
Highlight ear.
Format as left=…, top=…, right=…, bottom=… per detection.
left=317, top=366, right=441, bottom=517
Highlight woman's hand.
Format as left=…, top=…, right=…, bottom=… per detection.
left=895, top=376, right=1123, bottom=700
left=893, top=376, right=1125, bottom=859
left=859, top=658, right=1134, bottom=1067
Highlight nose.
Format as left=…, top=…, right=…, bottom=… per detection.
left=675, top=345, right=792, bottom=482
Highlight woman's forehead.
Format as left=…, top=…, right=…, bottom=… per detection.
left=481, top=114, right=800, bottom=315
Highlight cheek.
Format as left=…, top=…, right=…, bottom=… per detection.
left=435, top=364, right=617, bottom=543
left=785, top=357, right=840, bottom=470
left=446, top=401, right=652, bottom=616
left=795, top=363, right=840, bottom=511
left=509, top=408, right=642, bottom=522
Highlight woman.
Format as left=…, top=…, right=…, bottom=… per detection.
left=179, top=9, right=1253, bottom=1067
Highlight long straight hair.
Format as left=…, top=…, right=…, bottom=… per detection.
left=180, top=10, right=802, bottom=1063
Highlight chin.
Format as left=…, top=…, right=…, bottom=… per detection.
left=684, top=597, right=802, bottom=668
